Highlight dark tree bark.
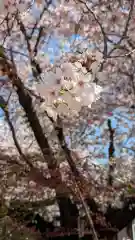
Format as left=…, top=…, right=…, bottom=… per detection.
left=57, top=197, right=79, bottom=229
left=0, top=55, right=81, bottom=230
left=12, top=75, right=77, bottom=229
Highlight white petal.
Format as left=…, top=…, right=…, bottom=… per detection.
left=96, top=71, right=107, bottom=82
left=62, top=92, right=72, bottom=103
left=74, top=62, right=82, bottom=69
left=55, top=67, right=62, bottom=78
left=84, top=73, right=92, bottom=82
left=82, top=67, right=87, bottom=74
left=90, top=61, right=99, bottom=74
left=70, top=85, right=82, bottom=95
left=86, top=49, right=92, bottom=56
left=69, top=99, right=82, bottom=112
left=62, top=92, right=81, bottom=111
left=42, top=71, right=61, bottom=89
left=81, top=93, right=95, bottom=106
left=61, top=62, right=75, bottom=79
left=40, top=102, right=46, bottom=112
left=95, top=51, right=103, bottom=62
left=95, top=85, right=103, bottom=95
left=36, top=84, right=47, bottom=97
left=46, top=106, right=57, bottom=121
left=62, top=62, right=72, bottom=71
left=56, top=103, right=69, bottom=115
left=44, top=72, right=56, bottom=86
left=78, top=83, right=102, bottom=106
left=46, top=90, right=58, bottom=104
left=62, top=80, right=73, bottom=90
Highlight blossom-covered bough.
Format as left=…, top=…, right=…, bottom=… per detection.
left=0, top=0, right=135, bottom=239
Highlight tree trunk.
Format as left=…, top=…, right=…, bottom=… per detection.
left=57, top=196, right=79, bottom=228
left=13, top=77, right=77, bottom=228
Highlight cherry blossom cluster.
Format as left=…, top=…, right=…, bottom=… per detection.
left=0, top=0, right=33, bottom=14
left=36, top=55, right=103, bottom=116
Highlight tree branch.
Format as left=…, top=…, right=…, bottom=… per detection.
left=78, top=0, right=108, bottom=57
left=108, top=0, right=134, bottom=56
left=56, top=116, right=99, bottom=240
left=107, top=119, right=115, bottom=186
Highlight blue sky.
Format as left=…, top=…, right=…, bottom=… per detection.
left=0, top=108, right=4, bottom=117
left=85, top=107, right=135, bottom=165
left=42, top=34, right=86, bottom=64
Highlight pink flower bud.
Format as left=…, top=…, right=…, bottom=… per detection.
left=107, top=112, right=113, bottom=116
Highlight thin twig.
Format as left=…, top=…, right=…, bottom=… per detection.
left=16, top=16, right=42, bottom=79
left=0, top=97, right=33, bottom=169
left=107, top=119, right=115, bottom=186
left=33, top=26, right=45, bottom=56
left=56, top=116, right=99, bottom=240
left=30, top=0, right=52, bottom=38
left=107, top=47, right=135, bottom=59
left=108, top=0, right=134, bottom=56
left=78, top=0, right=108, bottom=57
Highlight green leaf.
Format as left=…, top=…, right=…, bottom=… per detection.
left=0, top=103, right=5, bottom=109
left=0, top=205, right=8, bottom=218
left=127, top=184, right=135, bottom=194
left=114, top=44, right=120, bottom=49
left=59, top=89, right=65, bottom=95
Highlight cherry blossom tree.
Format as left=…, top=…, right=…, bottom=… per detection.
left=0, top=0, right=135, bottom=239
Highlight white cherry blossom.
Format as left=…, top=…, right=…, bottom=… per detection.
left=36, top=71, right=62, bottom=100
left=56, top=102, right=69, bottom=115
left=95, top=51, right=103, bottom=63
left=61, top=91, right=82, bottom=112
left=36, top=58, right=102, bottom=113
left=78, top=84, right=100, bottom=107
left=61, top=62, right=76, bottom=80
left=91, top=61, right=100, bottom=75
left=73, top=61, right=87, bottom=74
left=69, top=72, right=92, bottom=94
left=62, top=79, right=73, bottom=90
